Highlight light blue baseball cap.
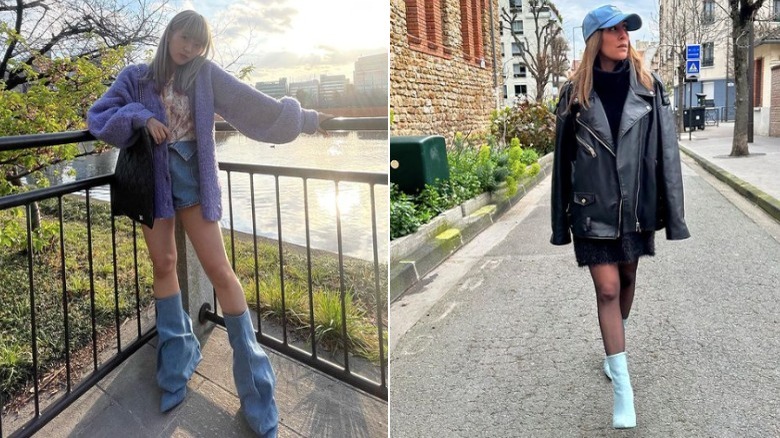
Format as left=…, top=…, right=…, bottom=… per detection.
left=582, top=5, right=642, bottom=42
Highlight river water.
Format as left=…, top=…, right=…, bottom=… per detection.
left=47, top=130, right=389, bottom=262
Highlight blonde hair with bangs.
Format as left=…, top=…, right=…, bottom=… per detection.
left=568, top=30, right=653, bottom=111
left=148, top=10, right=213, bottom=92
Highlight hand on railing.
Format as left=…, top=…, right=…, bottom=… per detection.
left=317, top=112, right=336, bottom=136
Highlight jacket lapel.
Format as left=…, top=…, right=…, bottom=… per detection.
left=578, top=92, right=616, bottom=150
left=617, top=63, right=654, bottom=143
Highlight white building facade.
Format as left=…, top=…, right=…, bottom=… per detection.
left=659, top=0, right=780, bottom=134
left=498, top=0, right=563, bottom=107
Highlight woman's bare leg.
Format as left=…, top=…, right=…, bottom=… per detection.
left=177, top=205, right=247, bottom=316
left=141, top=218, right=179, bottom=299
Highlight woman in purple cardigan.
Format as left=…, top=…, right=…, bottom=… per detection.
left=88, top=10, right=330, bottom=438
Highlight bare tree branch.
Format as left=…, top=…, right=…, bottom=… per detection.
left=501, top=0, right=562, bottom=101
left=1, top=0, right=170, bottom=90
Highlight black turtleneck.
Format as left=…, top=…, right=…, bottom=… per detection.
left=593, top=59, right=630, bottom=145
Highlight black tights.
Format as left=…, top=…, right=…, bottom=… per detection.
left=588, top=262, right=639, bottom=355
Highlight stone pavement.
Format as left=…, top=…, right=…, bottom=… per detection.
left=24, top=321, right=387, bottom=437
left=679, top=122, right=780, bottom=222
left=389, top=124, right=780, bottom=436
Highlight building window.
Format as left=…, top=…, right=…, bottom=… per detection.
left=754, top=58, right=763, bottom=106
left=460, top=0, right=487, bottom=65
left=514, top=84, right=527, bottom=95
left=512, top=21, right=523, bottom=34
left=702, top=42, right=714, bottom=67
left=703, top=0, right=715, bottom=24
left=513, top=64, right=527, bottom=78
left=510, top=0, right=522, bottom=11
left=404, top=0, right=447, bottom=56
left=511, top=42, right=524, bottom=56
left=775, top=0, right=780, bottom=21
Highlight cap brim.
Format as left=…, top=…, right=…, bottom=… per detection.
left=601, top=13, right=642, bottom=32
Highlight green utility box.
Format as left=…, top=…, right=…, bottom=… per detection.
left=390, top=135, right=450, bottom=194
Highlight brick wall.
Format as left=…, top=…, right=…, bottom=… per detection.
left=390, top=0, right=501, bottom=141
left=771, top=65, right=780, bottom=137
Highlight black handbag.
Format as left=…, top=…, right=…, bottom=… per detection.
left=111, top=127, right=156, bottom=228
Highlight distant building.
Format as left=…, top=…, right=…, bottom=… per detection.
left=320, top=74, right=348, bottom=104
left=354, top=53, right=388, bottom=93
left=255, top=78, right=288, bottom=99
left=499, top=0, right=564, bottom=106
left=288, top=79, right=320, bottom=107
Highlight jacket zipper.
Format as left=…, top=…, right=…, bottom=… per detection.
left=575, top=135, right=597, bottom=157
left=634, top=157, right=641, bottom=232
left=577, top=119, right=616, bottom=157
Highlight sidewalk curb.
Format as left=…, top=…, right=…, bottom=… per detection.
left=680, top=144, right=780, bottom=224
left=389, top=153, right=553, bottom=302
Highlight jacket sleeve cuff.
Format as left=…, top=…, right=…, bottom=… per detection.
left=132, top=107, right=155, bottom=130
left=550, top=233, right=572, bottom=245
left=301, top=109, right=319, bottom=135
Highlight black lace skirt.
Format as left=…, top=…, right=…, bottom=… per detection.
left=573, top=231, right=655, bottom=267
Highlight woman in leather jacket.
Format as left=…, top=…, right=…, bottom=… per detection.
left=550, top=5, right=690, bottom=429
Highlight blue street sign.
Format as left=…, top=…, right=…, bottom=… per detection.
left=687, top=44, right=700, bottom=60
left=686, top=60, right=700, bottom=77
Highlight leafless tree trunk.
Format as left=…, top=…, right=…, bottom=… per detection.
left=729, top=0, right=764, bottom=156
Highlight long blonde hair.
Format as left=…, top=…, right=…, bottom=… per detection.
left=148, top=10, right=214, bottom=92
left=568, top=30, right=653, bottom=110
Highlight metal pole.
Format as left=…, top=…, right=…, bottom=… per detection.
left=689, top=81, right=693, bottom=141
left=489, top=0, right=499, bottom=109
left=572, top=26, right=582, bottom=66
left=748, top=20, right=754, bottom=143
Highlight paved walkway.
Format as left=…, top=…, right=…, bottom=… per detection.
left=679, top=122, right=780, bottom=202
left=390, top=123, right=780, bottom=436
left=9, top=321, right=386, bottom=437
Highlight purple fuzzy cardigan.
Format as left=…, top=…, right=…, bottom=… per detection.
left=87, top=61, right=319, bottom=222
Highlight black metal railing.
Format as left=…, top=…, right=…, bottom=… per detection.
left=0, top=173, right=156, bottom=438
left=0, top=116, right=388, bottom=437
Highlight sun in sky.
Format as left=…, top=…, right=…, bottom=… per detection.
left=177, top=0, right=388, bottom=83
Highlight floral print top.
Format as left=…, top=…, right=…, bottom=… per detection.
left=161, top=79, right=195, bottom=143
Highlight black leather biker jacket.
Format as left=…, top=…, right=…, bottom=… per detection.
left=550, top=64, right=691, bottom=245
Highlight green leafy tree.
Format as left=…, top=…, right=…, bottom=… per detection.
left=0, top=42, right=126, bottom=196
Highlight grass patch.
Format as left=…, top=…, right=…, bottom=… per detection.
left=0, top=197, right=154, bottom=400
left=233, top=230, right=388, bottom=363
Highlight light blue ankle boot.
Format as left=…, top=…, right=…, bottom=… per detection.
left=606, top=352, right=636, bottom=429
left=224, top=309, right=278, bottom=438
left=603, top=318, right=628, bottom=380
left=155, top=293, right=202, bottom=412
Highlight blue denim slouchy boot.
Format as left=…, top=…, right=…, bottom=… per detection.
left=224, top=309, right=278, bottom=438
left=155, top=292, right=202, bottom=412
left=606, top=352, right=636, bottom=429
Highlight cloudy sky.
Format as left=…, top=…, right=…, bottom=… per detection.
left=554, top=0, right=660, bottom=59
left=175, top=0, right=388, bottom=83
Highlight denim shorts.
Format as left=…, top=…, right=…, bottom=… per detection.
left=168, top=140, right=200, bottom=210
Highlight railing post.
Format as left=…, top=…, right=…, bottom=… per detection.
left=175, top=219, right=213, bottom=338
